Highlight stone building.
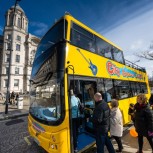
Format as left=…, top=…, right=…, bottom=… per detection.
left=0, top=35, right=4, bottom=90
left=0, top=5, right=40, bottom=94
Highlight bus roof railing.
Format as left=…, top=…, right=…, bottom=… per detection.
left=125, top=59, right=146, bottom=73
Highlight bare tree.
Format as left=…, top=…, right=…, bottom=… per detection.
left=135, top=41, right=153, bottom=60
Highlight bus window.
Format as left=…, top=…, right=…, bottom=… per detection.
left=88, top=42, right=95, bottom=52
left=71, top=23, right=96, bottom=52
left=140, top=82, right=148, bottom=94
left=112, top=47, right=125, bottom=64
left=71, top=30, right=83, bottom=47
left=114, top=80, right=130, bottom=99
left=97, top=79, right=105, bottom=94
left=97, top=78, right=112, bottom=102
left=83, top=81, right=96, bottom=107
left=96, top=36, right=113, bottom=59
left=69, top=80, right=96, bottom=107
left=103, top=79, right=114, bottom=102
left=130, top=81, right=137, bottom=96
left=135, top=82, right=141, bottom=94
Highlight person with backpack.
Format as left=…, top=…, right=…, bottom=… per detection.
left=10, top=91, right=15, bottom=105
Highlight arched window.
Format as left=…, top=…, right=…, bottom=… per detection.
left=9, top=14, right=13, bottom=26
left=18, top=18, right=21, bottom=28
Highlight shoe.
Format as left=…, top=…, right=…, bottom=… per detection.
left=136, top=151, right=143, bottom=153
left=116, top=149, right=122, bottom=153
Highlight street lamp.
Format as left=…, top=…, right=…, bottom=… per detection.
left=5, top=0, right=21, bottom=114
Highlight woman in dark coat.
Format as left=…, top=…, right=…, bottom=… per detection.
left=134, top=94, right=153, bottom=153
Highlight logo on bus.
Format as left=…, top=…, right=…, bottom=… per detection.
left=106, top=61, right=143, bottom=79
left=106, top=61, right=120, bottom=77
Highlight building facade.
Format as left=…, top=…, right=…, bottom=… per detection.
left=0, top=5, right=40, bottom=94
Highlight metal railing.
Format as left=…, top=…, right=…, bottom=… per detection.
left=125, top=59, right=146, bottom=72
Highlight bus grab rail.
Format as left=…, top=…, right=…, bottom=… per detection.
left=125, top=59, right=146, bottom=73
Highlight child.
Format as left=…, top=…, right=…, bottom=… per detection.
left=128, top=103, right=135, bottom=124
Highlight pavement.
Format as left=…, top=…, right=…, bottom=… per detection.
left=85, top=125, right=152, bottom=153
left=0, top=95, right=29, bottom=120
left=113, top=126, right=152, bottom=153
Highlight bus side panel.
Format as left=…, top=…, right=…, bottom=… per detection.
left=118, top=97, right=136, bottom=124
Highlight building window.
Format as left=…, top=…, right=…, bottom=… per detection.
left=16, top=44, right=20, bottom=51
left=29, top=56, right=34, bottom=65
left=23, top=18, right=24, bottom=29
left=5, top=54, right=10, bottom=62
left=4, top=79, right=8, bottom=87
left=16, top=55, right=20, bottom=63
left=25, top=22, right=28, bottom=32
left=15, top=67, right=19, bottom=74
left=31, top=50, right=35, bottom=56
left=5, top=67, right=9, bottom=74
left=7, top=34, right=11, bottom=40
left=17, top=18, right=21, bottom=28
left=17, top=35, right=21, bottom=41
left=14, top=79, right=19, bottom=87
left=6, top=42, right=11, bottom=50
left=9, top=14, right=13, bottom=26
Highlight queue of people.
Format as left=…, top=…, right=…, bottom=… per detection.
left=9, top=91, right=19, bottom=105
left=70, top=89, right=153, bottom=153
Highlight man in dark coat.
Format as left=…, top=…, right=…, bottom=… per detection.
left=134, top=94, right=153, bottom=153
left=92, top=92, right=115, bottom=153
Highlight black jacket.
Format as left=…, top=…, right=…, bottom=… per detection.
left=92, top=100, right=110, bottom=134
left=134, top=102, right=153, bottom=136
left=149, top=94, right=153, bottom=106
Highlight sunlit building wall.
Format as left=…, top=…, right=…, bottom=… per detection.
left=0, top=5, right=40, bottom=94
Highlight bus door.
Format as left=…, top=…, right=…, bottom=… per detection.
left=68, top=78, right=97, bottom=152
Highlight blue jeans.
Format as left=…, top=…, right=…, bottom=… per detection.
left=95, top=132, right=115, bottom=153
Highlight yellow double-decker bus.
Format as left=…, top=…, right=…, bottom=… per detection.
left=28, top=13, right=150, bottom=153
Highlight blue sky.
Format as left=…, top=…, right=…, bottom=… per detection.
left=0, top=0, right=153, bottom=76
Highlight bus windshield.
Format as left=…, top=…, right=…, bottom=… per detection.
left=35, top=19, right=66, bottom=59
left=29, top=75, right=63, bottom=124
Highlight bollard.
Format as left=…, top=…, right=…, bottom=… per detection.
left=17, top=96, right=23, bottom=109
